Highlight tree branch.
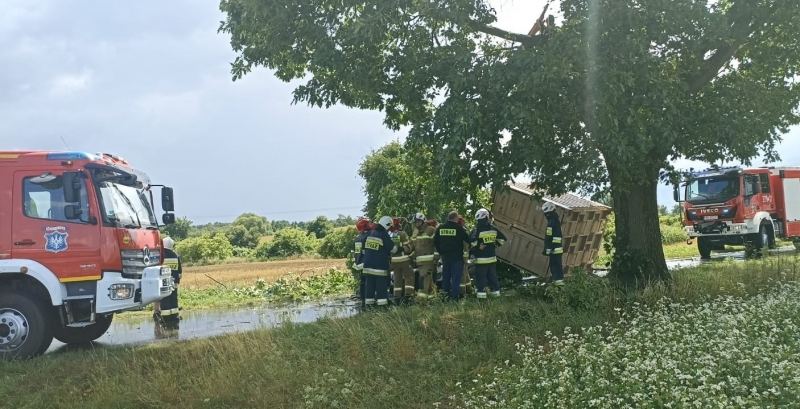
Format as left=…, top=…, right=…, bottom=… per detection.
left=466, top=20, right=543, bottom=47
left=686, top=1, right=778, bottom=94
left=687, top=43, right=741, bottom=94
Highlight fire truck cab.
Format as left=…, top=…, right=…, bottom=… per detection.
left=673, top=165, right=800, bottom=259
left=0, top=151, right=176, bottom=360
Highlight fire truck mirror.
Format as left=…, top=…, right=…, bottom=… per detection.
left=62, top=171, right=82, bottom=203
left=161, top=187, right=175, bottom=212
left=64, top=204, right=83, bottom=220
left=672, top=185, right=680, bottom=202
left=162, top=213, right=176, bottom=225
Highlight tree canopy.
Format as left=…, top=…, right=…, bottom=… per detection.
left=357, top=140, right=491, bottom=222
left=219, top=0, right=800, bottom=284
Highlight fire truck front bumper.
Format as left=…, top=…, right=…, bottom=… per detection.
left=95, top=266, right=175, bottom=314
left=685, top=221, right=751, bottom=237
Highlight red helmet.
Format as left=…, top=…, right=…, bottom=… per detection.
left=356, top=218, right=371, bottom=233
left=457, top=216, right=466, bottom=226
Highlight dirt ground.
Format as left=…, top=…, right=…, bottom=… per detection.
left=180, top=258, right=347, bottom=290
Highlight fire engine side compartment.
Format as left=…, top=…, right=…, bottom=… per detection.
left=0, top=166, right=11, bottom=260
left=779, top=169, right=800, bottom=238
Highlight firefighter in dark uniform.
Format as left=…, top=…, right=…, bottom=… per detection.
left=541, top=202, right=565, bottom=286
left=160, top=237, right=182, bottom=327
left=433, top=211, right=472, bottom=301
left=360, top=216, right=396, bottom=308
left=353, top=218, right=372, bottom=307
left=469, top=208, right=507, bottom=298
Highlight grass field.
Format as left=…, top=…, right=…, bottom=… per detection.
left=180, top=258, right=346, bottom=291
left=3, top=256, right=800, bottom=408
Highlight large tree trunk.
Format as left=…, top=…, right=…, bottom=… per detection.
left=607, top=167, right=671, bottom=288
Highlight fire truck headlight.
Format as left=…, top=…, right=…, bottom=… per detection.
left=108, top=283, right=135, bottom=300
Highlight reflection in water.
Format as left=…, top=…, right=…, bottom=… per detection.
left=46, top=300, right=360, bottom=354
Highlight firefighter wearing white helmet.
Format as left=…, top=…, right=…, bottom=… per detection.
left=360, top=215, right=397, bottom=307
left=409, top=212, right=437, bottom=298
left=468, top=208, right=507, bottom=299
left=159, top=236, right=183, bottom=327
left=541, top=201, right=565, bottom=286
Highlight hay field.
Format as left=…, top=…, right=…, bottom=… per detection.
left=180, top=258, right=347, bottom=290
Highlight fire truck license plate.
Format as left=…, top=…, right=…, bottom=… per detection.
left=704, top=216, right=718, bottom=220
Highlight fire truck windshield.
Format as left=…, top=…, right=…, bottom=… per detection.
left=96, top=180, right=158, bottom=229
left=686, top=175, right=740, bottom=204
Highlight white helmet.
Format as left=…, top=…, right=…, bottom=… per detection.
left=413, top=212, right=425, bottom=223
left=541, top=201, right=557, bottom=213
left=475, top=208, right=490, bottom=220
left=378, top=215, right=393, bottom=230
left=163, top=237, right=174, bottom=249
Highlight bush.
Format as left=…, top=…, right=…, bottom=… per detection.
left=317, top=226, right=358, bottom=259
left=601, top=212, right=686, bottom=250
left=660, top=224, right=687, bottom=245
left=174, top=233, right=234, bottom=263
left=231, top=246, right=255, bottom=259
left=231, top=268, right=355, bottom=301
left=255, top=228, right=320, bottom=259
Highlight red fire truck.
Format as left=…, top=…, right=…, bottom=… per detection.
left=673, top=165, right=800, bottom=259
left=0, top=151, right=176, bottom=360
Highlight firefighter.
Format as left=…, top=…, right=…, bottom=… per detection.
left=433, top=211, right=472, bottom=301
left=469, top=209, right=507, bottom=298
left=160, top=237, right=182, bottom=327
left=353, top=218, right=372, bottom=306
left=409, top=213, right=437, bottom=299
left=457, top=216, right=473, bottom=296
left=361, top=216, right=396, bottom=308
left=541, top=201, right=565, bottom=286
left=389, top=217, right=414, bottom=301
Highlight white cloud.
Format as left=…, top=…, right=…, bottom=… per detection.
left=49, top=71, right=92, bottom=96
left=133, top=90, right=202, bottom=120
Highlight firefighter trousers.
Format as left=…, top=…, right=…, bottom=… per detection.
left=440, top=256, right=464, bottom=301
left=364, top=274, right=389, bottom=306
left=391, top=261, right=415, bottom=298
left=460, top=259, right=472, bottom=295
left=549, top=254, right=564, bottom=282
left=160, top=285, right=180, bottom=323
left=474, top=263, right=500, bottom=298
left=416, top=261, right=436, bottom=298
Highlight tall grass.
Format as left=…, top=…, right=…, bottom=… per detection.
left=2, top=256, right=800, bottom=408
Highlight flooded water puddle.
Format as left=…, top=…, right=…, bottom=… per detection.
left=46, top=299, right=359, bottom=355
left=591, top=245, right=797, bottom=277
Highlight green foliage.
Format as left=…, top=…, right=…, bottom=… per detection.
left=255, top=228, right=320, bottom=259
left=660, top=225, right=688, bottom=246
left=219, top=0, right=800, bottom=283
left=231, top=268, right=355, bottom=302
left=318, top=226, right=359, bottom=259
left=330, top=214, right=357, bottom=228
left=306, top=215, right=334, bottom=239
left=357, top=140, right=491, bottom=221
left=159, top=216, right=192, bottom=241
left=225, top=224, right=261, bottom=249
left=521, top=268, right=614, bottom=311
left=174, top=233, right=234, bottom=263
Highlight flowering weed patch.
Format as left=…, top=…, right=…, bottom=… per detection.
left=232, top=268, right=356, bottom=301
left=455, top=282, right=800, bottom=408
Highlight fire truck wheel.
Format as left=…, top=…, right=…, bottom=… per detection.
left=0, top=291, right=56, bottom=361
left=697, top=238, right=712, bottom=260
left=54, top=313, right=114, bottom=344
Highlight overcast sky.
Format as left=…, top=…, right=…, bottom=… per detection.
left=2, top=0, right=798, bottom=224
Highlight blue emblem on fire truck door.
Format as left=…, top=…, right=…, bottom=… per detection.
left=44, top=227, right=69, bottom=253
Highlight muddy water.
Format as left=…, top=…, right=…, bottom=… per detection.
left=45, top=300, right=360, bottom=355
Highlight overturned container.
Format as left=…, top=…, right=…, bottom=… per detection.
left=490, top=182, right=612, bottom=277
